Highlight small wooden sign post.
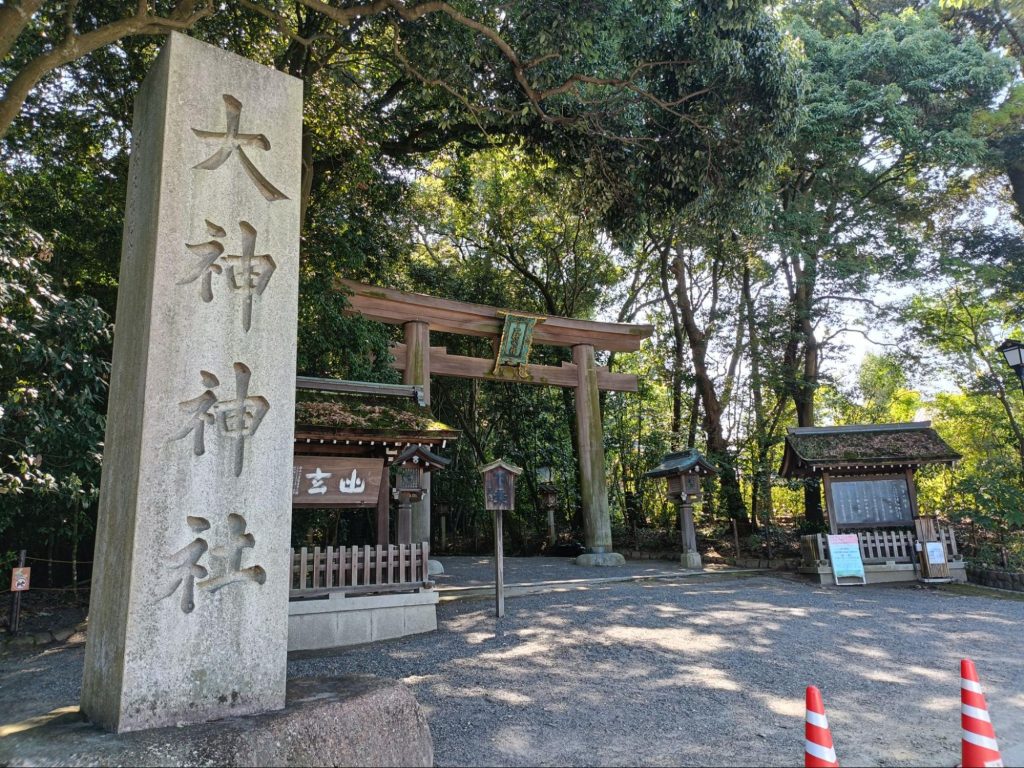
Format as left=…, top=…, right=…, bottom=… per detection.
left=7, top=550, right=27, bottom=635
left=480, top=459, right=522, bottom=618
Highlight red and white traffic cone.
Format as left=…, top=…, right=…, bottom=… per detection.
left=961, top=659, right=1004, bottom=768
left=805, top=685, right=839, bottom=768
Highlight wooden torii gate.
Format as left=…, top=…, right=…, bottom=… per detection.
left=340, top=279, right=654, bottom=564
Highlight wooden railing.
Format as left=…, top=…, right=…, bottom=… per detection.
left=291, top=542, right=431, bottom=597
left=801, top=527, right=959, bottom=566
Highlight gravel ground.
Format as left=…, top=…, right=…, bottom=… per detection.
left=2, top=574, right=1023, bottom=767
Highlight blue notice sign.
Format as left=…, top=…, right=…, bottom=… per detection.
left=827, top=534, right=866, bottom=585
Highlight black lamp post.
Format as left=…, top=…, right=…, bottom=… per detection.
left=998, top=339, right=1024, bottom=395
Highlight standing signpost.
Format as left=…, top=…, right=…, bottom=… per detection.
left=7, top=550, right=28, bottom=635
left=480, top=460, right=522, bottom=618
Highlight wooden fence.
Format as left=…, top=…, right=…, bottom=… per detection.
left=801, top=527, right=959, bottom=566
left=291, top=542, right=431, bottom=597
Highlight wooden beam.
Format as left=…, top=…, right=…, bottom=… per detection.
left=391, top=344, right=639, bottom=392
left=296, top=376, right=425, bottom=405
left=339, top=279, right=653, bottom=353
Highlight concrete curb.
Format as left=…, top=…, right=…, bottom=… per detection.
left=436, top=567, right=767, bottom=602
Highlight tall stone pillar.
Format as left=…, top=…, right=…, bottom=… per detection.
left=572, top=344, right=623, bottom=566
left=81, top=33, right=302, bottom=732
left=402, top=322, right=432, bottom=545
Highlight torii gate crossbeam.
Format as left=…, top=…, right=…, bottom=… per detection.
left=338, top=279, right=654, bottom=565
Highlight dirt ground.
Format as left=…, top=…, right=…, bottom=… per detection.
left=2, top=572, right=1022, bottom=766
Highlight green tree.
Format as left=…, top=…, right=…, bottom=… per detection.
left=766, top=4, right=1011, bottom=524
left=0, top=217, right=111, bottom=586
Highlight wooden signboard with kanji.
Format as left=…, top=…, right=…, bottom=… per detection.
left=292, top=457, right=385, bottom=507
left=483, top=466, right=516, bottom=511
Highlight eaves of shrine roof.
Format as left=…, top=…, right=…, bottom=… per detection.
left=778, top=421, right=960, bottom=478
left=294, top=396, right=459, bottom=444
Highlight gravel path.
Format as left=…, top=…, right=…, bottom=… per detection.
left=3, top=574, right=1023, bottom=767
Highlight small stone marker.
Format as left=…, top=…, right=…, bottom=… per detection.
left=81, top=33, right=302, bottom=733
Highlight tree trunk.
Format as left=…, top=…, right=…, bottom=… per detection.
left=668, top=251, right=752, bottom=531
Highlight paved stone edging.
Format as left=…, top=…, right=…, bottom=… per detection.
left=2, top=622, right=85, bottom=652
left=436, top=567, right=767, bottom=602
left=967, top=563, right=1024, bottom=593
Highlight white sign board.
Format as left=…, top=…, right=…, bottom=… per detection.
left=827, top=534, right=867, bottom=586
left=926, top=541, right=947, bottom=565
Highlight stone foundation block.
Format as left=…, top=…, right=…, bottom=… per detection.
left=0, top=676, right=432, bottom=767
left=575, top=552, right=626, bottom=567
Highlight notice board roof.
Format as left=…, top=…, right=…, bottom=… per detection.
left=779, top=421, right=960, bottom=478
left=294, top=395, right=458, bottom=444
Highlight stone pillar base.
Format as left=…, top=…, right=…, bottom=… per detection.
left=1, top=676, right=432, bottom=767
left=575, top=552, right=625, bottom=567
left=680, top=551, right=703, bottom=569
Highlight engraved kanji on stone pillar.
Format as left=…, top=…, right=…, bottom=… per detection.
left=192, top=94, right=289, bottom=201
left=181, top=220, right=277, bottom=331
left=82, top=33, right=302, bottom=733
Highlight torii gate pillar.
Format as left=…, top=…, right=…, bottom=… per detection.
left=573, top=344, right=624, bottom=566
left=402, top=321, right=440, bottom=572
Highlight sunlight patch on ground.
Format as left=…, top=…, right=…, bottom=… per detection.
left=462, top=631, right=496, bottom=645
left=656, top=665, right=742, bottom=692
left=904, top=665, right=949, bottom=682
left=755, top=693, right=804, bottom=718
left=601, top=625, right=729, bottom=653
left=0, top=706, right=79, bottom=737
left=401, top=674, right=438, bottom=686
left=839, top=643, right=889, bottom=660
left=860, top=669, right=911, bottom=685
left=919, top=694, right=960, bottom=713
left=476, top=639, right=558, bottom=661
left=651, top=603, right=685, bottom=614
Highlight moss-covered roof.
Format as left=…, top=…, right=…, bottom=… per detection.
left=779, top=422, right=959, bottom=478
left=294, top=394, right=457, bottom=437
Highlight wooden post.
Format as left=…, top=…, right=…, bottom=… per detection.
left=397, top=491, right=413, bottom=545
left=494, top=510, right=505, bottom=618
left=403, top=321, right=433, bottom=546
left=732, top=519, right=740, bottom=560
left=402, top=321, right=431, bottom=404
left=440, top=514, right=447, bottom=551
left=822, top=471, right=836, bottom=534
left=573, top=343, right=613, bottom=554
left=547, top=507, right=556, bottom=546
left=376, top=467, right=390, bottom=545
left=8, top=549, right=26, bottom=635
